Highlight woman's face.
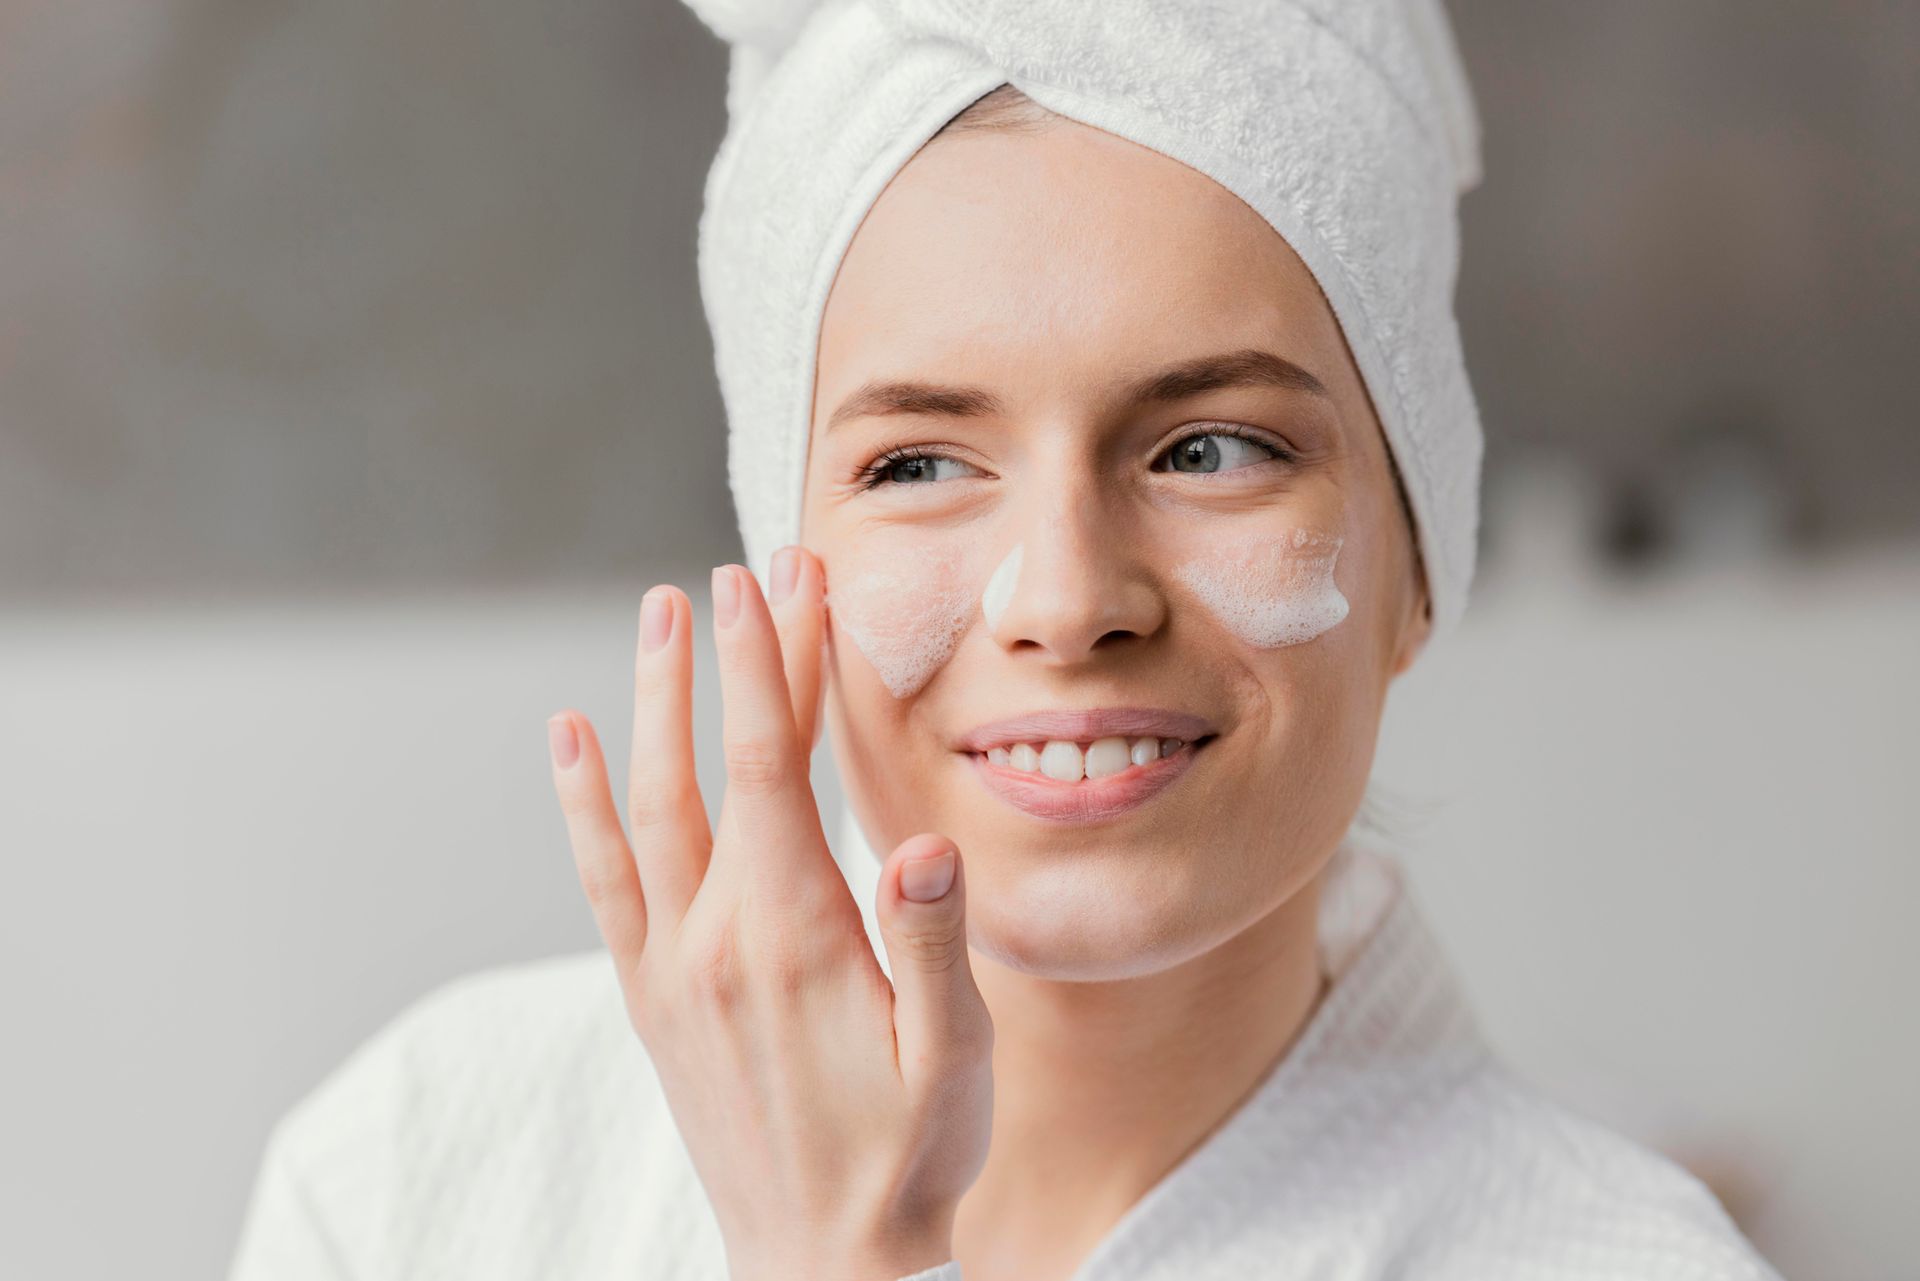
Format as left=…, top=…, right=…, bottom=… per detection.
left=800, top=116, right=1429, bottom=981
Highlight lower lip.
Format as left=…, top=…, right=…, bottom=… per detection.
left=963, top=740, right=1206, bottom=824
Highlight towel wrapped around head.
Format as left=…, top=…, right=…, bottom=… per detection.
left=682, top=0, right=1486, bottom=639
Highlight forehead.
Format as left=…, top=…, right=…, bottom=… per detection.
left=816, top=120, right=1349, bottom=405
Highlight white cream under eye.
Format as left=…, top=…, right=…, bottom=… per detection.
left=826, top=548, right=976, bottom=698
left=1174, top=528, right=1349, bottom=647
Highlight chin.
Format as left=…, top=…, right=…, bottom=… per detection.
left=961, top=850, right=1250, bottom=982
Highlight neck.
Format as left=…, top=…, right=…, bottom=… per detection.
left=950, top=871, right=1329, bottom=1277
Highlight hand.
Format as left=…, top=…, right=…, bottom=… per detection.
left=545, top=547, right=994, bottom=1281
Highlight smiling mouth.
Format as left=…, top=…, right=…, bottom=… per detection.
left=976, top=734, right=1192, bottom=782
left=962, top=734, right=1217, bottom=823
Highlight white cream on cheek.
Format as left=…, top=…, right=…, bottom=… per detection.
left=824, top=544, right=979, bottom=699
left=826, top=537, right=1030, bottom=699
left=830, top=518, right=1343, bottom=694
left=1173, top=527, right=1349, bottom=647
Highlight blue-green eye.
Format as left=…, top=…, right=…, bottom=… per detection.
left=857, top=449, right=983, bottom=489
left=1156, top=430, right=1287, bottom=474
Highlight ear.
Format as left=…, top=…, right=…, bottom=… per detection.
left=1388, top=578, right=1432, bottom=678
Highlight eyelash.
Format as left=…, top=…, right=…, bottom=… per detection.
left=851, top=425, right=1296, bottom=490
left=853, top=446, right=971, bottom=490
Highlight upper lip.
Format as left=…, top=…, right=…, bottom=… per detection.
left=955, top=707, right=1218, bottom=753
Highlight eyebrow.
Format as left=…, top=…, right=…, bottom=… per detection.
left=823, top=347, right=1330, bottom=435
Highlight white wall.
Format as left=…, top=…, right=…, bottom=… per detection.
left=3, top=544, right=1914, bottom=1280
left=1375, top=545, right=1920, bottom=1278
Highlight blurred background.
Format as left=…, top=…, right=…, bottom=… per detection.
left=2, top=2, right=1915, bottom=1278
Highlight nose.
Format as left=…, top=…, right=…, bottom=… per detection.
left=985, top=485, right=1166, bottom=664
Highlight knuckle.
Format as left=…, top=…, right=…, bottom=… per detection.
left=895, top=918, right=969, bottom=970
left=953, top=1007, right=996, bottom=1060
left=914, top=1014, right=995, bottom=1096
left=722, top=735, right=791, bottom=794
left=553, top=777, right=600, bottom=821
left=629, top=971, right=668, bottom=1044
left=684, top=935, right=746, bottom=1011
left=573, top=858, right=630, bottom=913
left=741, top=923, right=828, bottom=997
left=769, top=938, right=832, bottom=998
left=627, top=781, right=696, bottom=834
left=623, top=998, right=654, bottom=1044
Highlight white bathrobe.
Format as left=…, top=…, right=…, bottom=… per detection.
left=227, top=830, right=1783, bottom=1280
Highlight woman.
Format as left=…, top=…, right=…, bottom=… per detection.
left=231, top=2, right=1782, bottom=1278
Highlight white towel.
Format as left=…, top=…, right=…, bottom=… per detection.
left=686, top=0, right=1487, bottom=639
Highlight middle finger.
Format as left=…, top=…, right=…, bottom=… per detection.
left=768, top=545, right=827, bottom=752
left=706, top=564, right=841, bottom=907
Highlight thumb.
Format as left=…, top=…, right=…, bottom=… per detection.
left=877, top=834, right=992, bottom=1087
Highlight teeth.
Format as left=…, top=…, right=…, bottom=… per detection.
left=987, top=735, right=1189, bottom=780
left=1039, top=740, right=1085, bottom=782
left=1084, top=737, right=1131, bottom=779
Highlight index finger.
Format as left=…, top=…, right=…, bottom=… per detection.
left=625, top=584, right=709, bottom=928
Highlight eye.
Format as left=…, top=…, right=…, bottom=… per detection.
left=856, top=448, right=984, bottom=490
left=1154, top=427, right=1291, bottom=475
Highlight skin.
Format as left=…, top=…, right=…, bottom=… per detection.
left=549, top=113, right=1430, bottom=1281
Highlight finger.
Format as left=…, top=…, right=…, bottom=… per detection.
left=708, top=564, right=837, bottom=899
left=549, top=710, right=647, bottom=968
left=768, top=545, right=826, bottom=753
left=876, top=834, right=993, bottom=1091
left=626, top=585, right=709, bottom=929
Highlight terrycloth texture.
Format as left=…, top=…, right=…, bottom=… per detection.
left=228, top=834, right=1783, bottom=1280
left=689, top=0, right=1489, bottom=639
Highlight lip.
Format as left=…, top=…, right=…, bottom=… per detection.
left=954, top=707, right=1217, bottom=753
left=964, top=737, right=1206, bottom=824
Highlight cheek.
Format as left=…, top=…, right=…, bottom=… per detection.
left=1172, top=527, right=1350, bottom=649
left=823, top=534, right=994, bottom=699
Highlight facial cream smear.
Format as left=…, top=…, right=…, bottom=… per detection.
left=825, top=550, right=977, bottom=699
left=980, top=543, right=1024, bottom=633
left=1174, top=528, right=1349, bottom=647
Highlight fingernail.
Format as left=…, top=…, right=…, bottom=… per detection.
left=711, top=566, right=741, bottom=628
left=547, top=714, right=580, bottom=769
left=639, top=589, right=671, bottom=653
left=769, top=546, right=800, bottom=606
left=901, top=849, right=956, bottom=903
